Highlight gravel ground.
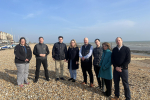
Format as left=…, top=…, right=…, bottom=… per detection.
left=0, top=44, right=149, bottom=100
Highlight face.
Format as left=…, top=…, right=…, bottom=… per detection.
left=21, top=39, right=25, bottom=45
left=59, top=38, right=63, bottom=43
left=39, top=38, right=44, bottom=43
left=71, top=41, right=75, bottom=47
left=84, top=38, right=89, bottom=45
left=116, top=38, right=123, bottom=46
left=95, top=40, right=100, bottom=46
left=102, top=44, right=108, bottom=50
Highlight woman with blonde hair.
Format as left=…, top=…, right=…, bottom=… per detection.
left=66, top=39, right=79, bottom=82
left=98, top=42, right=113, bottom=97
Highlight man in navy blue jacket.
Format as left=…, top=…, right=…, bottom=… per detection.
left=111, top=37, right=131, bottom=100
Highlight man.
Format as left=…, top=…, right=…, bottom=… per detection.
left=79, top=37, right=94, bottom=87
left=33, top=37, right=50, bottom=83
left=52, top=36, right=67, bottom=81
left=93, top=39, right=103, bottom=89
left=111, top=37, right=131, bottom=100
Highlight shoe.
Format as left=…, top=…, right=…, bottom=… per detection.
left=111, top=96, right=119, bottom=100
left=90, top=83, right=94, bottom=87
left=56, top=78, right=59, bottom=81
left=24, top=82, right=29, bottom=85
left=81, top=82, right=87, bottom=85
left=19, top=84, right=24, bottom=87
left=34, top=80, right=38, bottom=83
left=60, top=77, right=65, bottom=80
left=46, top=78, right=50, bottom=81
left=72, top=79, right=76, bottom=82
left=68, top=78, right=73, bottom=81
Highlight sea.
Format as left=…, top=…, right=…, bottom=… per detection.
left=65, top=41, right=150, bottom=56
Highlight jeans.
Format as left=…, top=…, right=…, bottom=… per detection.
left=113, top=69, right=131, bottom=100
left=69, top=60, right=77, bottom=79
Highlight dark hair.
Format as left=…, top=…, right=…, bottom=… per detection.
left=19, top=37, right=27, bottom=46
left=39, top=37, right=44, bottom=40
left=95, top=39, right=100, bottom=42
left=58, top=36, right=63, bottom=39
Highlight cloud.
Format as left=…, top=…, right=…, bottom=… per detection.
left=23, top=13, right=34, bottom=19
left=23, top=11, right=43, bottom=19
left=110, top=0, right=137, bottom=7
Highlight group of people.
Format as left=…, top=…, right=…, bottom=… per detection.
left=14, top=36, right=131, bottom=100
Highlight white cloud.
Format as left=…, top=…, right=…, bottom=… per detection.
left=23, top=13, right=34, bottom=19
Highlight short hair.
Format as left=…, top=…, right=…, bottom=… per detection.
left=115, top=37, right=122, bottom=42
left=102, top=42, right=111, bottom=50
left=39, top=37, right=44, bottom=40
left=58, top=36, right=63, bottom=39
left=95, top=39, right=100, bottom=42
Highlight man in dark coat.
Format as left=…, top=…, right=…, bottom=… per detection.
left=52, top=36, right=67, bottom=81
left=111, top=37, right=131, bottom=100
left=93, top=39, right=103, bottom=89
left=33, top=37, right=50, bottom=83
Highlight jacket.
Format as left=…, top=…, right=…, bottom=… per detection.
left=98, top=49, right=113, bottom=80
left=111, top=45, right=131, bottom=69
left=33, top=43, right=49, bottom=60
left=52, top=42, right=67, bottom=60
left=66, top=47, right=79, bottom=70
left=93, top=46, right=103, bottom=66
left=14, top=44, right=32, bottom=63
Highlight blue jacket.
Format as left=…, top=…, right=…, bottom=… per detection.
left=98, top=49, right=113, bottom=80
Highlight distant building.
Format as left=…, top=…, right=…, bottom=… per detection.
left=0, top=31, right=14, bottom=44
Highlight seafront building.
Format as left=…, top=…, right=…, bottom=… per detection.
left=0, top=31, right=14, bottom=44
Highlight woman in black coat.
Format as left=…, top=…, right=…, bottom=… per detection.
left=66, top=39, right=79, bottom=82
left=14, top=37, right=32, bottom=87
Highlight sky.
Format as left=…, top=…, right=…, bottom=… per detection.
left=0, top=0, right=150, bottom=43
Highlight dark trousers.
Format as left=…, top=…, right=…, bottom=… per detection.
left=81, top=62, right=93, bottom=84
left=94, top=65, right=101, bottom=88
left=104, top=79, right=112, bottom=96
left=113, top=69, right=131, bottom=100
left=35, top=58, right=49, bottom=80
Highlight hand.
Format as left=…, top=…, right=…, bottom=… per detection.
left=64, top=59, right=66, bottom=62
left=66, top=60, right=68, bottom=63
left=81, top=57, right=85, bottom=61
left=76, top=61, right=79, bottom=64
left=25, top=59, right=29, bottom=61
left=116, top=67, right=122, bottom=72
left=53, top=58, right=55, bottom=61
left=39, top=54, right=46, bottom=57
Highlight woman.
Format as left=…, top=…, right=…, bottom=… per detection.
left=98, top=42, right=113, bottom=97
left=66, top=39, right=79, bottom=82
left=14, top=37, right=32, bottom=87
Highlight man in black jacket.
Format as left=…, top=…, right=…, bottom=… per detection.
left=52, top=36, right=67, bottom=81
left=93, top=39, right=103, bottom=89
left=33, top=37, right=50, bottom=83
left=111, top=37, right=131, bottom=100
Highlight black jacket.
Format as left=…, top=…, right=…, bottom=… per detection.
left=33, top=43, right=49, bottom=60
left=52, top=42, right=67, bottom=60
left=66, top=47, right=79, bottom=70
left=111, top=45, right=131, bottom=69
left=14, top=44, right=32, bottom=63
left=93, top=46, right=103, bottom=66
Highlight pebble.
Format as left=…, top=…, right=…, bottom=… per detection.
left=0, top=44, right=149, bottom=99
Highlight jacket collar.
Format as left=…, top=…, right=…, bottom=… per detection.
left=103, top=49, right=110, bottom=52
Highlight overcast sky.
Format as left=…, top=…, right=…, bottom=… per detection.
left=0, top=0, right=150, bottom=43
